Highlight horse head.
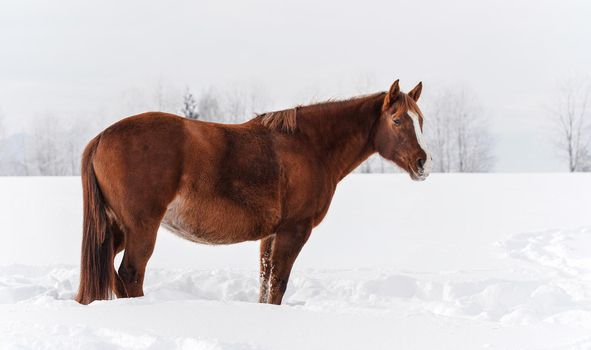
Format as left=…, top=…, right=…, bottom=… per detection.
left=374, top=80, right=431, bottom=181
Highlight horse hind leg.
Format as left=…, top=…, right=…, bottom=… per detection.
left=116, top=218, right=160, bottom=298
left=109, top=221, right=127, bottom=298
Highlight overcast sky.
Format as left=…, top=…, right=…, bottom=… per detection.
left=1, top=0, right=590, bottom=171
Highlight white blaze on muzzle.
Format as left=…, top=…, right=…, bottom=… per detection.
left=407, top=110, right=431, bottom=176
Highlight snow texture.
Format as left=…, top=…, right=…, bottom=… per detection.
left=0, top=174, right=590, bottom=349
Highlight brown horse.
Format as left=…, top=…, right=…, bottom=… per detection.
left=76, top=79, right=431, bottom=305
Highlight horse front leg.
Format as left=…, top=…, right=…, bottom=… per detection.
left=258, top=235, right=275, bottom=303
left=266, top=222, right=312, bottom=305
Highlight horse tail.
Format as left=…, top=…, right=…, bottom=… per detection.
left=76, top=134, right=114, bottom=305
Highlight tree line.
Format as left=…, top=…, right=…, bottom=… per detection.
left=1, top=78, right=588, bottom=176
left=0, top=84, right=270, bottom=176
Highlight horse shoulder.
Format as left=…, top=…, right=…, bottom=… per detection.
left=273, top=137, right=338, bottom=226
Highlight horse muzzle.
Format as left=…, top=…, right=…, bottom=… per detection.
left=410, top=156, right=431, bottom=181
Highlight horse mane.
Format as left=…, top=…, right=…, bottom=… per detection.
left=256, top=92, right=386, bottom=134
left=258, top=108, right=299, bottom=133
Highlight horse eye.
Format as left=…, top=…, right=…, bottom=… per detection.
left=393, top=119, right=401, bottom=125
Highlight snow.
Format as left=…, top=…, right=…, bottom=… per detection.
left=1, top=174, right=590, bottom=349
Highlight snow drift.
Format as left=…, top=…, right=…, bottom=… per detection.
left=1, top=174, right=590, bottom=349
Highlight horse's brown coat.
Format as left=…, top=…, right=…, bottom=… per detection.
left=76, top=80, right=428, bottom=305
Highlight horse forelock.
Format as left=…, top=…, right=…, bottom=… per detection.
left=393, top=93, right=423, bottom=119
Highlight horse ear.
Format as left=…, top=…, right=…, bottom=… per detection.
left=383, top=79, right=400, bottom=110
left=408, top=81, right=423, bottom=102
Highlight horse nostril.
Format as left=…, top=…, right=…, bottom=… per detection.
left=417, top=158, right=425, bottom=170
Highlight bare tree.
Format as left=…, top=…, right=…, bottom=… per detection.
left=119, top=82, right=181, bottom=116
left=0, top=108, right=4, bottom=140
left=425, top=87, right=495, bottom=172
left=0, top=109, right=6, bottom=174
left=27, top=116, right=65, bottom=175
left=198, top=88, right=222, bottom=121
left=223, top=89, right=248, bottom=123
left=548, top=78, right=591, bottom=172
left=0, top=108, right=29, bottom=175
left=154, top=80, right=165, bottom=111
left=578, top=147, right=591, bottom=171
left=427, top=91, right=453, bottom=172
left=181, top=88, right=199, bottom=120
left=63, top=117, right=93, bottom=175
left=197, top=84, right=269, bottom=124
left=223, top=86, right=269, bottom=123
left=20, top=113, right=92, bottom=175
left=152, top=80, right=181, bottom=113
left=357, top=155, right=375, bottom=173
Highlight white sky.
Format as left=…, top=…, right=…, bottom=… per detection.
left=1, top=0, right=590, bottom=171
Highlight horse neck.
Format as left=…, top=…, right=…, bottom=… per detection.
left=298, top=93, right=385, bottom=181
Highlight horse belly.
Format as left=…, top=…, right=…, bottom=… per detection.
left=161, top=195, right=278, bottom=245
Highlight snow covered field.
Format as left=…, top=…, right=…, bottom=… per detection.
left=1, top=174, right=590, bottom=349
